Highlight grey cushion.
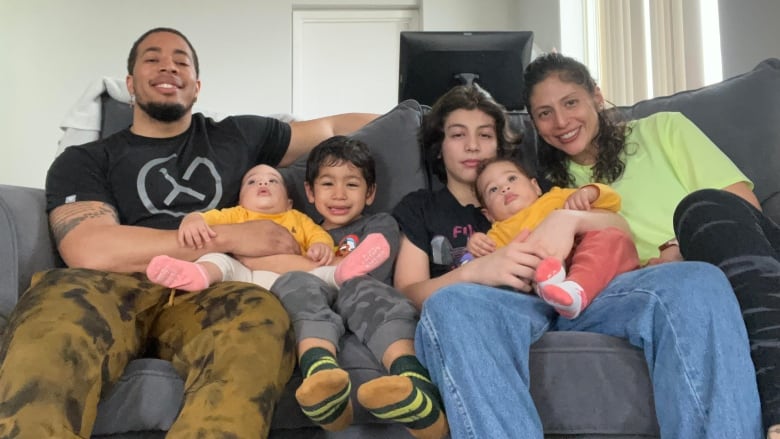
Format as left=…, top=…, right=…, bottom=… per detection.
left=0, top=185, right=60, bottom=331
left=530, top=332, right=658, bottom=436
left=93, top=359, right=184, bottom=435
left=279, top=99, right=426, bottom=220
left=93, top=333, right=392, bottom=434
left=622, top=57, right=780, bottom=222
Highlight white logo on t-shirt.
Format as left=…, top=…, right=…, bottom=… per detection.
left=136, top=155, right=222, bottom=217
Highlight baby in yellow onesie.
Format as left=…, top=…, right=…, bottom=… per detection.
left=468, top=157, right=639, bottom=319
left=146, top=164, right=389, bottom=292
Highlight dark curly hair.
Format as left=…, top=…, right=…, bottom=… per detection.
left=305, top=135, right=376, bottom=191
left=127, top=27, right=200, bottom=77
left=420, top=84, right=518, bottom=184
left=523, top=52, right=629, bottom=187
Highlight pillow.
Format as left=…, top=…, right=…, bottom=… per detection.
left=279, top=99, right=427, bottom=222
left=621, top=58, right=780, bottom=216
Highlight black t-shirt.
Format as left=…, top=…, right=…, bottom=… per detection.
left=392, top=187, right=491, bottom=279
left=46, top=113, right=291, bottom=230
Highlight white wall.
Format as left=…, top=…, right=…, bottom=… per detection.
left=718, top=0, right=780, bottom=78
left=420, top=0, right=517, bottom=30
left=1, top=0, right=295, bottom=189
left=3, top=0, right=532, bottom=189
left=513, top=0, right=560, bottom=52
left=6, top=0, right=773, bottom=189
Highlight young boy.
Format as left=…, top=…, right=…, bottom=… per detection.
left=145, top=163, right=390, bottom=291
left=469, top=157, right=639, bottom=318
left=280, top=135, right=448, bottom=439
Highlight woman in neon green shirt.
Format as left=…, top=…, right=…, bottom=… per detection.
left=523, top=51, right=778, bottom=438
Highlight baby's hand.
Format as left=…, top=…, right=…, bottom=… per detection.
left=467, top=232, right=496, bottom=257
left=564, top=185, right=598, bottom=210
left=307, top=243, right=335, bottom=266
left=178, top=213, right=216, bottom=248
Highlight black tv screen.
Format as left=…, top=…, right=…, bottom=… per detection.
left=398, top=31, right=534, bottom=111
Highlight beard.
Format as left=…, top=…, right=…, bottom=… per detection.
left=137, top=100, right=194, bottom=122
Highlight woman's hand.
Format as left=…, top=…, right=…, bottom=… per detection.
left=646, top=245, right=683, bottom=266
left=466, top=232, right=496, bottom=257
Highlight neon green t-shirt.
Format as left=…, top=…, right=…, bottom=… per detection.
left=568, top=112, right=752, bottom=263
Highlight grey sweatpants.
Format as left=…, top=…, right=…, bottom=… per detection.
left=271, top=273, right=418, bottom=365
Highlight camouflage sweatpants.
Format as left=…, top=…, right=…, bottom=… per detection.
left=271, top=273, right=418, bottom=364
left=0, top=268, right=296, bottom=439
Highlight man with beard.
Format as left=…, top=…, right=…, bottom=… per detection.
left=0, top=27, right=377, bottom=438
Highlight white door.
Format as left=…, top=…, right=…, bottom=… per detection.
left=292, top=9, right=420, bottom=119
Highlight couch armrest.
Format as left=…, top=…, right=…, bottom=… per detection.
left=0, top=185, right=60, bottom=330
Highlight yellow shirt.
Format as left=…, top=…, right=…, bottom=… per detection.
left=488, top=184, right=621, bottom=247
left=201, top=206, right=334, bottom=253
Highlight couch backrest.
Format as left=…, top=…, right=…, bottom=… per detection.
left=279, top=100, right=428, bottom=221
left=622, top=58, right=780, bottom=222
left=0, top=185, right=62, bottom=328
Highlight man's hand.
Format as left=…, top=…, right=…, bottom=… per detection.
left=178, top=212, right=216, bottom=248
left=306, top=242, right=335, bottom=266
left=217, top=220, right=301, bottom=258
left=466, top=232, right=496, bottom=257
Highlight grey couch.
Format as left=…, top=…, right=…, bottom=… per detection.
left=2, top=57, right=779, bottom=438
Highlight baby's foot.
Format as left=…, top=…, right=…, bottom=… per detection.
left=146, top=255, right=210, bottom=291
left=538, top=281, right=586, bottom=319
left=334, top=233, right=390, bottom=285
left=534, top=257, right=566, bottom=286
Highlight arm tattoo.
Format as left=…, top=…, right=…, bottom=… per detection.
left=50, top=203, right=119, bottom=245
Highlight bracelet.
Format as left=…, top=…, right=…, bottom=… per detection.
left=658, top=238, right=679, bottom=252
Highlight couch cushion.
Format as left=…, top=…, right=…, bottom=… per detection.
left=622, top=57, right=780, bottom=222
left=92, top=359, right=184, bottom=435
left=279, top=99, right=427, bottom=221
left=530, top=332, right=658, bottom=436
left=92, top=333, right=390, bottom=435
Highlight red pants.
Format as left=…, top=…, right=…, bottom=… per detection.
left=566, top=227, right=640, bottom=306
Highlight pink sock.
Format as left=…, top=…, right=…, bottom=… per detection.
left=534, top=257, right=566, bottom=285
left=334, top=233, right=390, bottom=286
left=538, top=281, right=586, bottom=319
left=146, top=255, right=211, bottom=291
left=534, top=257, right=586, bottom=319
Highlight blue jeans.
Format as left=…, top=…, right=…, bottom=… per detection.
left=415, top=262, right=762, bottom=438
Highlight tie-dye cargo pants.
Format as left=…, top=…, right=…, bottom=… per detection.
left=0, top=268, right=296, bottom=438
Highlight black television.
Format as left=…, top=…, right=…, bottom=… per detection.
left=398, top=31, right=534, bottom=111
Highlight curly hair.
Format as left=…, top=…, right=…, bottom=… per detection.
left=523, top=53, right=630, bottom=187
left=420, top=84, right=518, bottom=184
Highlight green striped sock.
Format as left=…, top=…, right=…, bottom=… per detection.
left=295, top=347, right=353, bottom=430
left=358, top=355, right=448, bottom=439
